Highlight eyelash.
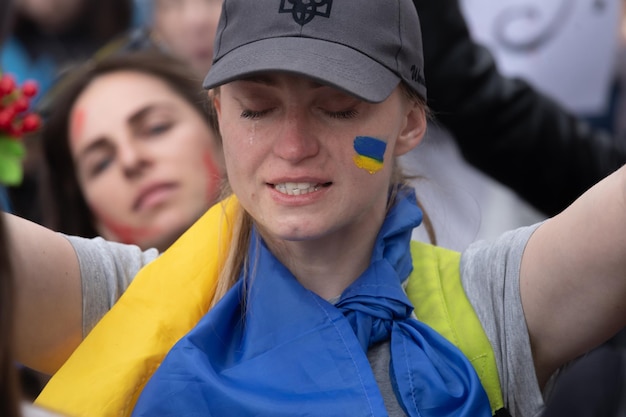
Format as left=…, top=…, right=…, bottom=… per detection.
left=144, top=122, right=172, bottom=136
left=240, top=109, right=358, bottom=120
left=240, top=109, right=271, bottom=119
left=326, top=109, right=358, bottom=119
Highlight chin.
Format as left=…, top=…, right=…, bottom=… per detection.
left=263, top=223, right=330, bottom=243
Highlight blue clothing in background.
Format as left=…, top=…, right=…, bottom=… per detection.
left=0, top=36, right=56, bottom=105
left=0, top=186, right=12, bottom=212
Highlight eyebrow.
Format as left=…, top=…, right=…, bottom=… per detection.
left=128, top=103, right=174, bottom=125
left=77, top=103, right=175, bottom=161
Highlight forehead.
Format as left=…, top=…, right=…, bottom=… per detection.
left=223, top=72, right=360, bottom=100
left=69, top=71, right=193, bottom=140
left=73, top=70, right=184, bottom=112
left=153, top=0, right=222, bottom=12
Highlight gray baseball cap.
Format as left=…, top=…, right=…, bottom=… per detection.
left=202, top=0, right=426, bottom=103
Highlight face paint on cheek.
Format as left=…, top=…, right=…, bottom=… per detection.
left=93, top=208, right=163, bottom=246
left=353, top=136, right=387, bottom=174
left=70, top=107, right=86, bottom=145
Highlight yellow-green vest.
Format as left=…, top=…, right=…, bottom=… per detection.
left=37, top=196, right=505, bottom=417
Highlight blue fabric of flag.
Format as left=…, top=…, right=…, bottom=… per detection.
left=132, top=189, right=491, bottom=417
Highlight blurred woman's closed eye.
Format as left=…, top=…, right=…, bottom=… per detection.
left=88, top=155, right=114, bottom=178
left=130, top=105, right=178, bottom=139
left=139, top=121, right=173, bottom=138
left=77, top=142, right=115, bottom=180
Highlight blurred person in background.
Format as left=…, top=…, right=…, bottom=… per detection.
left=2, top=0, right=137, bottom=226
left=1, top=0, right=135, bottom=104
left=38, top=50, right=224, bottom=253
left=102, top=0, right=222, bottom=80
left=150, top=0, right=221, bottom=79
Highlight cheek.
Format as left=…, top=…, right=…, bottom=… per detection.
left=93, top=208, right=162, bottom=246
left=221, top=128, right=250, bottom=173
left=352, top=136, right=387, bottom=174
left=82, top=180, right=125, bottom=221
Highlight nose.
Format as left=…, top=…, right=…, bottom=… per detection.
left=118, top=142, right=150, bottom=178
left=272, top=110, right=320, bottom=163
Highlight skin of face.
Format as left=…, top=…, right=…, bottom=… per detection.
left=213, top=73, right=426, bottom=297
left=152, top=0, right=222, bottom=78
left=70, top=70, right=223, bottom=252
left=17, top=0, right=84, bottom=32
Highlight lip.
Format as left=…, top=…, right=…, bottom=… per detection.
left=133, top=182, right=179, bottom=212
left=267, top=178, right=332, bottom=203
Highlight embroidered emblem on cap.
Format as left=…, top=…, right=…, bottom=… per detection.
left=279, top=0, right=332, bottom=26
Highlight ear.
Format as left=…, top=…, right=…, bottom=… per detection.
left=209, top=89, right=222, bottom=119
left=209, top=89, right=225, bottom=137
left=393, top=101, right=426, bottom=157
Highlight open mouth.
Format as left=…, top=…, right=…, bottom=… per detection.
left=272, top=182, right=331, bottom=196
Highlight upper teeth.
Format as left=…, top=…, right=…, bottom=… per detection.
left=274, top=182, right=320, bottom=196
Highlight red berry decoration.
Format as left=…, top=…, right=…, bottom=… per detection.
left=0, top=72, right=42, bottom=138
left=8, top=123, right=23, bottom=138
left=0, top=71, right=38, bottom=186
left=21, top=80, right=39, bottom=98
left=0, top=109, right=14, bottom=129
left=0, top=74, right=16, bottom=96
left=22, top=113, right=41, bottom=133
left=12, top=96, right=30, bottom=113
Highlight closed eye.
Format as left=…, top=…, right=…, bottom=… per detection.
left=141, top=122, right=172, bottom=137
left=89, top=156, right=114, bottom=177
left=241, top=108, right=274, bottom=119
left=325, top=109, right=359, bottom=119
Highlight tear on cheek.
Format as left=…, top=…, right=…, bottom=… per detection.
left=353, top=136, right=386, bottom=174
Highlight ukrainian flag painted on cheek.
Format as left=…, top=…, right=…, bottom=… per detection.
left=353, top=136, right=386, bottom=173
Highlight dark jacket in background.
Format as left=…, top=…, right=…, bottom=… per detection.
left=415, top=0, right=626, bottom=216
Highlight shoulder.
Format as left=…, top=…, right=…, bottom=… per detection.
left=462, top=224, right=541, bottom=277
left=62, top=234, right=159, bottom=270
left=460, top=224, right=546, bottom=415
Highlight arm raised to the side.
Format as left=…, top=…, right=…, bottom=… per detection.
left=5, top=213, right=82, bottom=375
left=521, top=165, right=626, bottom=387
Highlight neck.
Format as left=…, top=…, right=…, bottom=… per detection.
left=265, top=219, right=382, bottom=300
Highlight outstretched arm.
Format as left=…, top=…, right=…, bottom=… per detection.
left=5, top=212, right=83, bottom=375
left=520, top=164, right=626, bottom=386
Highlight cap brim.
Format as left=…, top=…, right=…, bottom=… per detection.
left=203, top=37, right=401, bottom=103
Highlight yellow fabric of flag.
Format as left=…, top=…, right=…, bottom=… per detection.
left=36, top=196, right=239, bottom=417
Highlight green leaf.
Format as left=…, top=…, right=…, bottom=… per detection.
left=0, top=137, right=25, bottom=186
